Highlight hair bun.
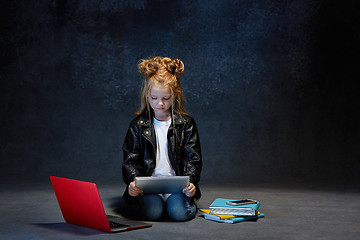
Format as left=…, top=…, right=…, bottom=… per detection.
left=172, top=58, right=184, bottom=75
left=137, top=57, right=161, bottom=78
left=161, top=57, right=184, bottom=76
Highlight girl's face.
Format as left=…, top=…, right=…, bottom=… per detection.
left=148, top=84, right=173, bottom=121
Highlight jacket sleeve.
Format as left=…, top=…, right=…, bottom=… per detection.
left=183, top=118, right=202, bottom=184
left=122, top=120, right=143, bottom=185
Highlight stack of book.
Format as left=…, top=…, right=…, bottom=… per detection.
left=200, top=198, right=265, bottom=224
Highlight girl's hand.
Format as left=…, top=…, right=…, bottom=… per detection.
left=128, top=181, right=143, bottom=197
left=183, top=182, right=196, bottom=197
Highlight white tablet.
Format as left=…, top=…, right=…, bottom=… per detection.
left=134, top=176, right=189, bottom=194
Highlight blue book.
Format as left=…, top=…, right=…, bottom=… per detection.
left=209, top=198, right=260, bottom=216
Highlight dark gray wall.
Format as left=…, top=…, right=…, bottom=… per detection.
left=1, top=0, right=359, bottom=188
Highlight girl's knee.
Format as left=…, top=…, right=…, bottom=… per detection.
left=166, top=194, right=196, bottom=222
left=142, top=194, right=165, bottom=221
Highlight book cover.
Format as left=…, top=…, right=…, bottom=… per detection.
left=209, top=198, right=260, bottom=216
left=199, top=209, right=238, bottom=220
left=204, top=212, right=265, bottom=224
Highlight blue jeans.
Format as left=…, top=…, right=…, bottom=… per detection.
left=125, top=194, right=197, bottom=222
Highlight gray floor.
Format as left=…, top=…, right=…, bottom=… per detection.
left=1, top=182, right=359, bottom=240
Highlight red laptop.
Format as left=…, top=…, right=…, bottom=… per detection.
left=50, top=176, right=152, bottom=233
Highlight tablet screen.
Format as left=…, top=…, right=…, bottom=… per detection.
left=135, top=176, right=189, bottom=194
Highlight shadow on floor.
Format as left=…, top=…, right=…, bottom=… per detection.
left=108, top=196, right=135, bottom=219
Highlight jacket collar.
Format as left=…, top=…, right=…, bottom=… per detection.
left=137, top=110, right=187, bottom=127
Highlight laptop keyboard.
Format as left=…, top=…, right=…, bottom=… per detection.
left=108, top=221, right=129, bottom=229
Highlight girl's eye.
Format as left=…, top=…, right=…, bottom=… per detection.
left=164, top=98, right=170, bottom=101
left=151, top=97, right=157, bottom=100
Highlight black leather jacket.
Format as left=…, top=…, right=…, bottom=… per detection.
left=122, top=111, right=202, bottom=201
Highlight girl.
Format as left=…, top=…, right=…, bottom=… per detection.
left=122, top=56, right=202, bottom=222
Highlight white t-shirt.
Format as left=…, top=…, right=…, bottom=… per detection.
left=152, top=118, right=176, bottom=177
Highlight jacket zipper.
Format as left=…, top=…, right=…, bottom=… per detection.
left=180, top=130, right=185, bottom=147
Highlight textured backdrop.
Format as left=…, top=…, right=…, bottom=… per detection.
left=1, top=0, right=359, bottom=188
